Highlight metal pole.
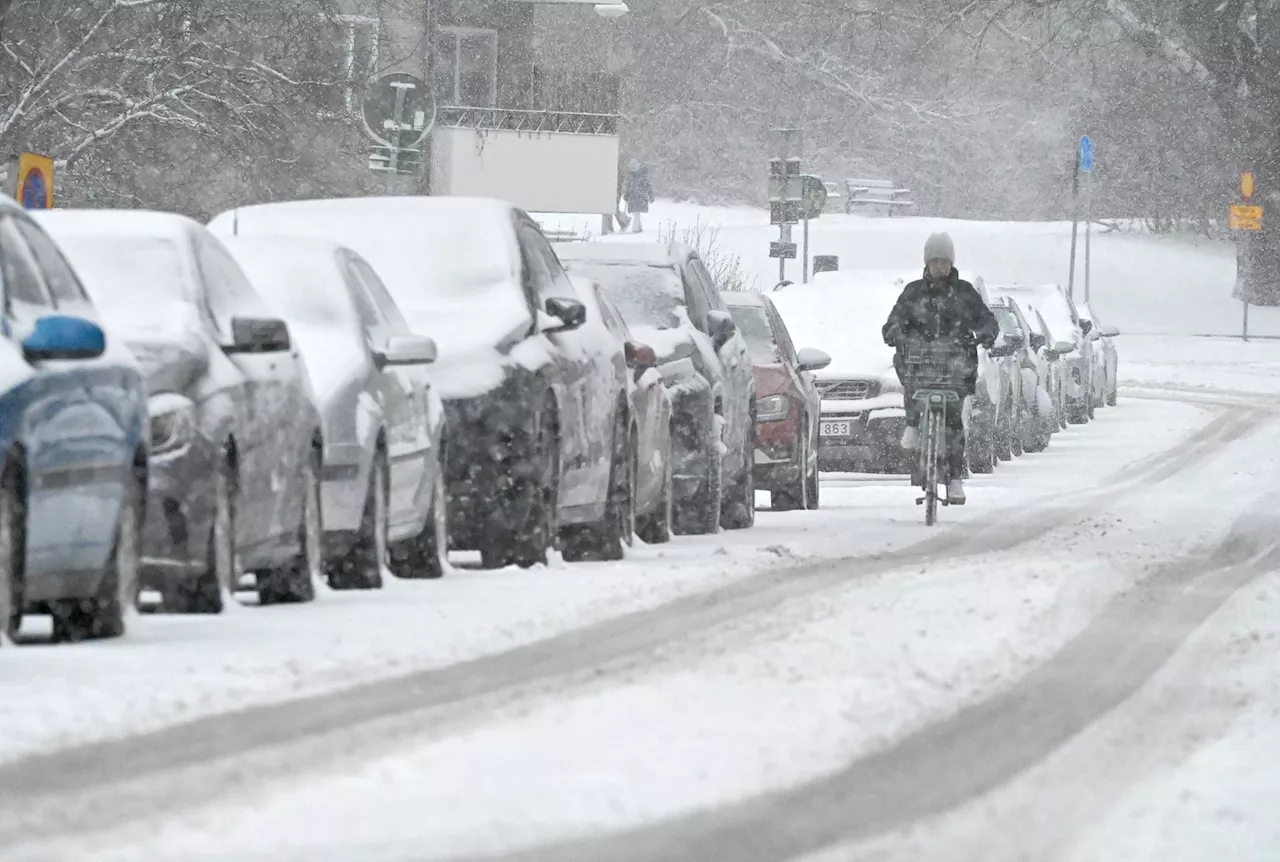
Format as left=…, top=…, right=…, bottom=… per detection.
left=1067, top=152, right=1080, bottom=300
left=386, top=84, right=409, bottom=196
left=1084, top=173, right=1092, bottom=303
left=802, top=213, right=810, bottom=284
left=422, top=0, right=435, bottom=194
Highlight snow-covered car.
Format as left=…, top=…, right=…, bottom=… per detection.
left=0, top=197, right=149, bottom=644
left=35, top=209, right=325, bottom=612
left=222, top=235, right=448, bottom=587
left=723, top=291, right=830, bottom=510
left=966, top=275, right=1020, bottom=474
left=988, top=283, right=1095, bottom=424
left=575, top=278, right=675, bottom=546
left=555, top=241, right=757, bottom=535
left=1024, top=303, right=1077, bottom=431
left=1076, top=300, right=1120, bottom=407
left=988, top=295, right=1056, bottom=452
left=770, top=271, right=912, bottom=473
left=209, top=197, right=627, bottom=569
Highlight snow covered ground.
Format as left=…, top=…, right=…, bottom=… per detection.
left=6, top=202, right=1280, bottom=862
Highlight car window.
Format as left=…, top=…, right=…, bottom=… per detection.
left=689, top=259, right=724, bottom=310
left=192, top=231, right=268, bottom=336
left=15, top=220, right=90, bottom=305
left=347, top=256, right=411, bottom=337
left=593, top=286, right=629, bottom=340
left=336, top=253, right=390, bottom=343
left=519, top=222, right=576, bottom=305
left=0, top=217, right=55, bottom=318
left=679, top=263, right=711, bottom=331
left=767, top=301, right=799, bottom=364
left=727, top=303, right=779, bottom=363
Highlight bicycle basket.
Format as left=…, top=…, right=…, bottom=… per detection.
left=901, top=339, right=970, bottom=390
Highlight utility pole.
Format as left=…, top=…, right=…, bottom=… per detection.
left=768, top=128, right=802, bottom=283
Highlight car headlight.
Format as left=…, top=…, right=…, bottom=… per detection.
left=756, top=395, right=790, bottom=422
left=149, top=393, right=197, bottom=455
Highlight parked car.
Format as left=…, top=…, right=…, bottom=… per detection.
left=554, top=240, right=757, bottom=534
left=36, top=209, right=326, bottom=612
left=965, top=275, right=1020, bottom=475
left=0, top=197, right=149, bottom=643
left=988, top=295, right=1056, bottom=452
left=769, top=271, right=912, bottom=474
left=210, top=197, right=628, bottom=569
left=1076, top=301, right=1120, bottom=407
left=723, top=291, right=830, bottom=510
left=221, top=235, right=448, bottom=586
left=573, top=276, right=675, bottom=545
left=988, top=284, right=1095, bottom=424
left=1023, top=302, right=1077, bottom=431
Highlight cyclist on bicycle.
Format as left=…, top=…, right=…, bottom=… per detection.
left=881, top=233, right=1000, bottom=505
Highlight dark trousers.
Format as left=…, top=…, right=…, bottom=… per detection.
left=895, top=354, right=967, bottom=480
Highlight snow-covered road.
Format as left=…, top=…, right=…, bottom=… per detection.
left=5, top=207, right=1280, bottom=862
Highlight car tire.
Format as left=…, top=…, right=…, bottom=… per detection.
left=636, top=444, right=673, bottom=545
left=675, top=422, right=722, bottom=537
left=804, top=424, right=821, bottom=510
left=0, top=463, right=24, bottom=644
left=995, top=402, right=1014, bottom=462
left=772, top=422, right=809, bottom=512
left=328, top=452, right=387, bottom=590
left=968, top=413, right=995, bottom=474
left=258, top=447, right=321, bottom=606
left=51, top=469, right=143, bottom=642
left=1067, top=396, right=1090, bottom=425
left=481, top=402, right=558, bottom=569
left=165, top=458, right=236, bottom=614
left=1107, top=385, right=1117, bottom=407
left=391, top=464, right=449, bottom=580
left=562, top=420, right=633, bottom=562
left=721, top=428, right=755, bottom=530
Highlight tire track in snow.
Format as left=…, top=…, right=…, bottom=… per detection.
left=0, top=397, right=1263, bottom=843
left=439, top=511, right=1280, bottom=862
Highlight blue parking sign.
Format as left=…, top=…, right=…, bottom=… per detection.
left=1079, top=136, right=1094, bottom=172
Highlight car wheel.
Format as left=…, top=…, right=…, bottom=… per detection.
left=968, top=412, right=995, bottom=474
left=562, top=420, right=633, bottom=562
left=52, top=470, right=143, bottom=642
left=722, top=427, right=755, bottom=530
left=258, top=447, right=321, bottom=606
left=165, top=459, right=236, bottom=614
left=481, top=402, right=558, bottom=569
left=329, top=452, right=387, bottom=590
left=0, top=464, right=24, bottom=644
left=1107, top=384, right=1118, bottom=407
left=636, top=443, right=673, bottom=545
left=804, top=423, right=821, bottom=509
left=772, top=422, right=808, bottom=511
left=995, top=402, right=1014, bottom=462
left=674, top=419, right=722, bottom=536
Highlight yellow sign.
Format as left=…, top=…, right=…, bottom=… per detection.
left=1230, top=204, right=1262, bottom=231
left=1241, top=171, right=1255, bottom=199
left=8, top=152, right=54, bottom=209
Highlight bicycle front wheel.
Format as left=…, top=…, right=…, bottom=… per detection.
left=924, top=406, right=940, bottom=526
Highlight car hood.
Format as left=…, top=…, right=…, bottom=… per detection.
left=402, top=308, right=537, bottom=401
left=118, top=329, right=209, bottom=396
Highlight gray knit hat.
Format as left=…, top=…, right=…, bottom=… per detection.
left=923, top=232, right=955, bottom=264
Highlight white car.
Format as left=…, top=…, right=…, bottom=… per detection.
left=1076, top=301, right=1120, bottom=407
left=987, top=295, right=1056, bottom=453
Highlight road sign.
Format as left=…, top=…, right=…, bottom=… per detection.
left=1230, top=204, right=1262, bottom=231
left=1242, top=171, right=1256, bottom=200
left=362, top=73, right=434, bottom=148
left=1079, top=135, right=1094, bottom=172
left=769, top=241, right=797, bottom=259
left=7, top=152, right=53, bottom=209
left=800, top=174, right=827, bottom=220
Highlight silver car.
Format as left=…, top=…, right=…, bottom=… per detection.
left=223, top=236, right=449, bottom=587
left=1077, top=301, right=1120, bottom=408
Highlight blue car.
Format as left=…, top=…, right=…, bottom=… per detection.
left=0, top=196, right=148, bottom=644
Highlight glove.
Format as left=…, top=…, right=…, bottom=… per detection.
left=882, top=323, right=901, bottom=347
left=980, top=335, right=997, bottom=350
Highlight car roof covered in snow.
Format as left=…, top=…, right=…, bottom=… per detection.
left=553, top=240, right=693, bottom=267
left=722, top=291, right=768, bottom=308
left=31, top=208, right=200, bottom=244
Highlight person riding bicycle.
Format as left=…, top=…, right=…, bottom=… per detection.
left=881, top=233, right=1000, bottom=505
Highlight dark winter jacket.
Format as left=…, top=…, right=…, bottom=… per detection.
left=882, top=267, right=1000, bottom=394
left=623, top=165, right=654, bottom=213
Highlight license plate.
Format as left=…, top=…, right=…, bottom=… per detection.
left=820, top=420, right=852, bottom=437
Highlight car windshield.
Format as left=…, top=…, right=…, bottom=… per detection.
left=563, top=261, right=685, bottom=329
left=727, top=304, right=779, bottom=363
left=49, top=233, right=194, bottom=331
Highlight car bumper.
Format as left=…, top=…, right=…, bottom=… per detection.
left=140, top=439, right=218, bottom=591
left=816, top=408, right=909, bottom=472
left=1063, top=358, right=1089, bottom=399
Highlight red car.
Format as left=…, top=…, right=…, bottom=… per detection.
left=724, top=292, right=830, bottom=510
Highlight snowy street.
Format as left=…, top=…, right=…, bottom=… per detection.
left=3, top=205, right=1280, bottom=861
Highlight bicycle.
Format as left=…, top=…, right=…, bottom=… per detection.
left=899, top=337, right=971, bottom=526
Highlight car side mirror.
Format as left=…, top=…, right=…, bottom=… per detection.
left=1079, top=319, right=1093, bottom=336
left=706, top=309, right=737, bottom=350
left=624, top=340, right=657, bottom=371
left=543, top=296, right=586, bottom=333
left=223, top=316, right=290, bottom=354
left=375, top=334, right=437, bottom=369
left=795, top=346, right=831, bottom=372
left=1053, top=339, right=1076, bottom=355
left=1028, top=332, right=1046, bottom=351
left=22, top=314, right=106, bottom=363
left=1100, top=324, right=1120, bottom=337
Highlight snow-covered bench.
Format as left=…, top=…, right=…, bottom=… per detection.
left=844, top=178, right=913, bottom=217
